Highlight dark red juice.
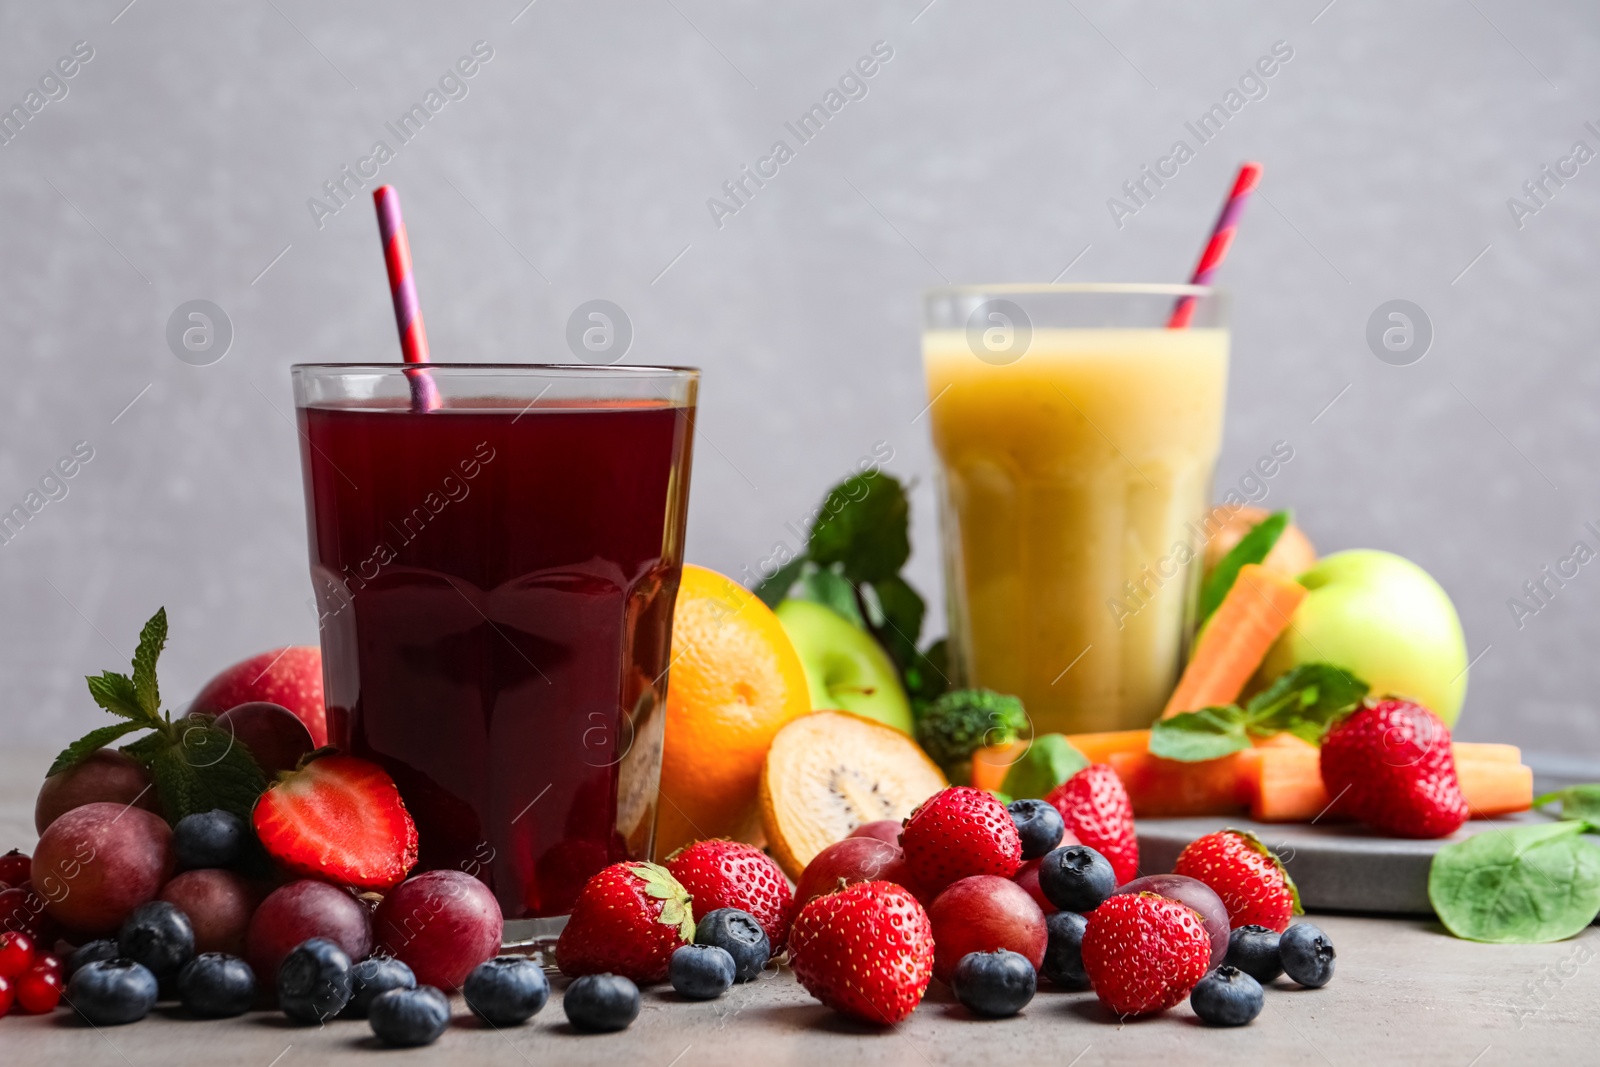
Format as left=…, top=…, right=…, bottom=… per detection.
left=297, top=399, right=693, bottom=919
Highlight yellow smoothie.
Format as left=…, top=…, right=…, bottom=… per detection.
left=924, top=325, right=1229, bottom=734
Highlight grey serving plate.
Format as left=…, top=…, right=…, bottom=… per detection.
left=1135, top=811, right=1577, bottom=915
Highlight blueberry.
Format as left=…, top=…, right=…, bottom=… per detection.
left=463, top=956, right=550, bottom=1025
left=1225, top=925, right=1283, bottom=984
left=172, top=810, right=246, bottom=870
left=1007, top=799, right=1066, bottom=860
left=369, top=985, right=451, bottom=1047
left=669, top=944, right=736, bottom=1000
left=1279, top=923, right=1335, bottom=988
left=346, top=956, right=416, bottom=1018
left=1190, top=965, right=1264, bottom=1026
left=278, top=937, right=353, bottom=1023
left=693, top=908, right=769, bottom=982
left=118, top=900, right=196, bottom=980
left=176, top=953, right=257, bottom=1017
left=951, top=949, right=1036, bottom=1018
left=564, top=973, right=640, bottom=1032
left=68, top=959, right=159, bottom=1025
left=1037, top=845, right=1117, bottom=913
left=1040, top=910, right=1090, bottom=990
left=67, top=938, right=120, bottom=978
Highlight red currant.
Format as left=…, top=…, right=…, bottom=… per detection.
left=0, top=974, right=12, bottom=1016
left=0, top=851, right=29, bottom=888
left=0, top=932, right=34, bottom=979
left=16, top=967, right=62, bottom=1013
left=33, top=953, right=63, bottom=977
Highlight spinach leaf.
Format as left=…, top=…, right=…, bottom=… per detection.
left=1198, top=510, right=1290, bottom=622
left=1533, top=785, right=1600, bottom=830
left=1428, top=820, right=1600, bottom=943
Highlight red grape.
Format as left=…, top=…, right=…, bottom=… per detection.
left=34, top=750, right=161, bottom=835
left=0, top=850, right=30, bottom=887
left=160, top=869, right=258, bottom=956
left=0, top=885, right=58, bottom=942
left=1011, top=858, right=1058, bottom=916
left=928, top=874, right=1047, bottom=984
left=374, top=870, right=502, bottom=990
left=33, top=802, right=174, bottom=935
left=0, top=931, right=34, bottom=978
left=246, top=879, right=372, bottom=987
left=1113, top=874, right=1229, bottom=967
left=16, top=966, right=62, bottom=1013
left=847, top=821, right=903, bottom=845
left=214, top=702, right=315, bottom=776
left=794, top=838, right=911, bottom=908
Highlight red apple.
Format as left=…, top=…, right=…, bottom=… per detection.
left=191, top=646, right=327, bottom=747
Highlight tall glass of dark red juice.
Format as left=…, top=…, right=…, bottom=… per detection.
left=291, top=365, right=697, bottom=942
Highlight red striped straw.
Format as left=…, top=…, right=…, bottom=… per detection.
left=372, top=185, right=440, bottom=411
left=1168, top=161, right=1262, bottom=328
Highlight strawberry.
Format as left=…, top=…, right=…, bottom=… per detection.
left=1045, top=764, right=1139, bottom=884
left=789, top=880, right=934, bottom=1024
left=1081, top=891, right=1211, bottom=1016
left=899, top=787, right=1023, bottom=897
left=555, top=861, right=694, bottom=983
left=1320, top=698, right=1468, bottom=839
left=666, top=839, right=794, bottom=951
left=1173, top=828, right=1300, bottom=932
left=251, top=754, right=417, bottom=890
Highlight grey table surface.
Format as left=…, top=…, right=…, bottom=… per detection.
left=3, top=745, right=1595, bottom=1066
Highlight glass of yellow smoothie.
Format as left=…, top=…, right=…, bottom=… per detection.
left=922, top=284, right=1229, bottom=735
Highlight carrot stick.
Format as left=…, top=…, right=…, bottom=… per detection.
left=1248, top=747, right=1534, bottom=822
left=1162, top=563, right=1306, bottom=718
left=1062, top=729, right=1151, bottom=766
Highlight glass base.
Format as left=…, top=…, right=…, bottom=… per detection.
left=502, top=915, right=568, bottom=970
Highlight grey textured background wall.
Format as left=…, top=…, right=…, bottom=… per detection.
left=2, top=1, right=1597, bottom=774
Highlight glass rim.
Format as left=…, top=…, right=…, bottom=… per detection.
left=924, top=282, right=1221, bottom=299
left=291, top=362, right=699, bottom=375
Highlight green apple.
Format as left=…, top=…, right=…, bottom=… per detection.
left=774, top=599, right=914, bottom=734
left=1258, top=549, right=1469, bottom=726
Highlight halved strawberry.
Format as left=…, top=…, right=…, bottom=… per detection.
left=252, top=754, right=418, bottom=890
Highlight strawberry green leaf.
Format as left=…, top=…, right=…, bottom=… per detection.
left=86, top=671, right=145, bottom=721
left=131, top=607, right=167, bottom=718
left=47, top=720, right=148, bottom=777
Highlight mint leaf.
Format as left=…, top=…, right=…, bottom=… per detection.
left=1149, top=706, right=1252, bottom=762
left=151, top=719, right=268, bottom=823
left=752, top=555, right=807, bottom=609
left=1533, top=785, right=1600, bottom=829
left=1429, top=821, right=1600, bottom=943
left=86, top=671, right=145, bottom=721
left=47, top=720, right=148, bottom=776
left=1245, top=663, right=1368, bottom=744
left=1199, top=510, right=1290, bottom=622
left=795, top=566, right=866, bottom=628
left=131, top=607, right=167, bottom=718
left=1001, top=734, right=1089, bottom=799
left=808, top=471, right=910, bottom=584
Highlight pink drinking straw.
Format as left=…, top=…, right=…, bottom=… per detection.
left=1168, top=161, right=1262, bottom=328
left=372, top=185, right=440, bottom=411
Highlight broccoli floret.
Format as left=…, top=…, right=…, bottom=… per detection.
left=915, top=688, right=1028, bottom=783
